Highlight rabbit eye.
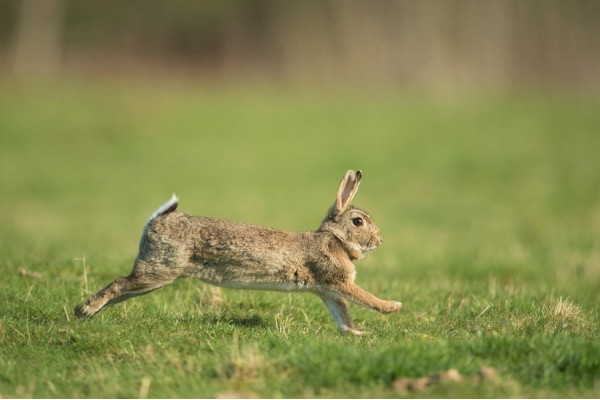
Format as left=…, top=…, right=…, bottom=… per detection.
left=352, top=217, right=364, bottom=227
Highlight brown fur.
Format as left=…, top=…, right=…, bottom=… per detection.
left=74, top=170, right=402, bottom=335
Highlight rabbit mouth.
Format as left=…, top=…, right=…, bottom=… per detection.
left=346, top=241, right=379, bottom=255
left=363, top=238, right=381, bottom=253
left=356, top=242, right=379, bottom=253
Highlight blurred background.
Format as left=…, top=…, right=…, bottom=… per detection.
left=0, top=0, right=599, bottom=292
left=1, top=0, right=599, bottom=90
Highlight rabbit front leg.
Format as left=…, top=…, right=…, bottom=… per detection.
left=319, top=293, right=366, bottom=335
left=333, top=282, right=402, bottom=314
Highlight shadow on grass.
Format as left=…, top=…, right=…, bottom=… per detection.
left=198, top=313, right=269, bottom=329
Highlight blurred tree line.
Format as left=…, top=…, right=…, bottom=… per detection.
left=1, top=0, right=599, bottom=89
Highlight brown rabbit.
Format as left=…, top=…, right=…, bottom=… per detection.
left=75, top=170, right=402, bottom=335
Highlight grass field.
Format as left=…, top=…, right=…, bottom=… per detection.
left=1, top=80, right=599, bottom=398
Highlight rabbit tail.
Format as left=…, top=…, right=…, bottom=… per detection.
left=143, top=194, right=179, bottom=233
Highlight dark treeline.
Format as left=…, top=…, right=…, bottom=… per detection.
left=1, top=0, right=599, bottom=89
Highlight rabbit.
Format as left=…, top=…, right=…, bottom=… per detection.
left=74, top=170, right=402, bottom=335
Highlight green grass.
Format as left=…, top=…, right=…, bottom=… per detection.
left=1, top=80, right=599, bottom=398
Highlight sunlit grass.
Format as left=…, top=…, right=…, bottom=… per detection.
left=0, top=80, right=599, bottom=397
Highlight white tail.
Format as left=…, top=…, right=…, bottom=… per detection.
left=144, top=194, right=179, bottom=230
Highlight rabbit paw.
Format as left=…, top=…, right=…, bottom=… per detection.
left=74, top=303, right=95, bottom=320
left=383, top=301, right=403, bottom=314
left=343, top=327, right=368, bottom=336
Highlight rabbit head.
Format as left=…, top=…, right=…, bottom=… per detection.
left=319, top=170, right=382, bottom=260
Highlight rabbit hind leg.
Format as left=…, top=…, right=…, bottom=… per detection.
left=74, top=263, right=175, bottom=319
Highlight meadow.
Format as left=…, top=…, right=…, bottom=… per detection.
left=0, top=80, right=599, bottom=398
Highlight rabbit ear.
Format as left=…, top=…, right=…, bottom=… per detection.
left=334, top=170, right=362, bottom=216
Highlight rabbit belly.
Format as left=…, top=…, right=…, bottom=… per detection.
left=184, top=258, right=314, bottom=292
left=208, top=280, right=310, bottom=292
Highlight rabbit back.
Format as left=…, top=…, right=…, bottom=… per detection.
left=139, top=211, right=317, bottom=291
